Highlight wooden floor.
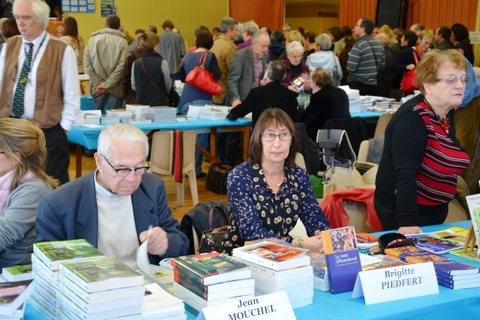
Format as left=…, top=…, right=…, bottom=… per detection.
left=68, top=151, right=227, bottom=222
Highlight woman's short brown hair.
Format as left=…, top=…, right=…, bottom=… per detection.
left=249, top=108, right=298, bottom=166
left=311, top=67, right=333, bottom=87
left=416, top=49, right=467, bottom=94
left=139, top=32, right=160, bottom=52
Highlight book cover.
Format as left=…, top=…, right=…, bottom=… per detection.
left=321, top=227, right=362, bottom=294
left=171, top=251, right=251, bottom=286
left=384, top=245, right=431, bottom=261
left=449, top=248, right=480, bottom=263
left=2, top=264, right=33, bottom=282
left=433, top=259, right=480, bottom=276
left=0, top=280, right=34, bottom=316
left=59, top=256, right=144, bottom=292
left=404, top=253, right=449, bottom=264
left=322, top=226, right=358, bottom=254
left=232, top=241, right=310, bottom=271
left=407, top=232, right=465, bottom=254
left=466, top=194, right=480, bottom=257
left=33, top=239, right=103, bottom=271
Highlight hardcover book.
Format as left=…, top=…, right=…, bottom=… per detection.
left=321, top=227, right=362, bottom=294
left=171, top=251, right=251, bottom=286
left=58, top=256, right=144, bottom=292
left=2, top=264, right=33, bottom=282
left=0, top=280, right=34, bottom=316
left=33, top=239, right=103, bottom=271
left=232, top=241, right=310, bottom=271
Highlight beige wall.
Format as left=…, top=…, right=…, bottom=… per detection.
left=66, top=0, right=228, bottom=46
left=286, top=17, right=339, bottom=35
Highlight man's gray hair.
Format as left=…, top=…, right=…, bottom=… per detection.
left=97, top=124, right=149, bottom=158
left=220, top=16, right=237, bottom=34
left=13, top=0, right=50, bottom=29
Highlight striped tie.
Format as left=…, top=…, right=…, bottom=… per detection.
left=12, top=42, right=34, bottom=118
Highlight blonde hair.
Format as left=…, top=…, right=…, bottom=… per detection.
left=0, top=118, right=58, bottom=191
left=139, top=32, right=160, bottom=52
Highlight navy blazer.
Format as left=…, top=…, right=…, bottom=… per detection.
left=36, top=172, right=188, bottom=264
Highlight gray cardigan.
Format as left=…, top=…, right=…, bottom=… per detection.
left=0, top=178, right=52, bottom=268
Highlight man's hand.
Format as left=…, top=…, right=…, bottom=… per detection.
left=397, top=226, right=423, bottom=235
left=139, top=226, right=169, bottom=256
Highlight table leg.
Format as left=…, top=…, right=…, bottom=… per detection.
left=210, top=128, right=218, bottom=163
left=75, top=144, right=82, bottom=178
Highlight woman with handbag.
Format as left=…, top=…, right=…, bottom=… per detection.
left=179, top=29, right=221, bottom=177
left=222, top=108, right=330, bottom=254
left=392, top=31, right=419, bottom=96
left=131, top=32, right=171, bottom=106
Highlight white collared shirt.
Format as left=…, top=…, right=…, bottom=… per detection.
left=0, top=31, right=80, bottom=130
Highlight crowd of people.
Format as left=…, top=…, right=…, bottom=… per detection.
left=0, top=0, right=478, bottom=273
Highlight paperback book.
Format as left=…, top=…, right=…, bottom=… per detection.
left=174, top=268, right=255, bottom=301
left=1, top=264, right=33, bottom=282
left=142, top=283, right=186, bottom=320
left=171, top=251, right=251, bottom=286
left=436, top=274, right=480, bottom=290
left=0, top=280, right=34, bottom=316
left=232, top=241, right=310, bottom=271
left=433, top=259, right=480, bottom=276
left=384, top=245, right=431, bottom=261
left=407, top=232, right=465, bottom=254
left=33, top=239, right=103, bottom=271
left=321, top=226, right=362, bottom=294
left=58, top=256, right=144, bottom=292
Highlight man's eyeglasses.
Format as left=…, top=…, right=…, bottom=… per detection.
left=436, top=75, right=470, bottom=86
left=101, top=154, right=150, bottom=177
left=261, top=131, right=292, bottom=142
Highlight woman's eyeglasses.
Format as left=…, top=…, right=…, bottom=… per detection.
left=436, top=75, right=470, bottom=86
left=261, top=131, right=292, bottom=142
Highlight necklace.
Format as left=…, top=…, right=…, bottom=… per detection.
left=265, top=174, right=285, bottom=188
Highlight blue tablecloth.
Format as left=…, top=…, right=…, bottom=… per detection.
left=67, top=118, right=252, bottom=150
left=23, top=221, right=480, bottom=320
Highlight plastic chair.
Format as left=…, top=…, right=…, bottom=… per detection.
left=374, top=113, right=394, bottom=137
left=150, top=131, right=199, bottom=206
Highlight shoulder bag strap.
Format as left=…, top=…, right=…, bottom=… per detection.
left=366, top=40, right=379, bottom=72
left=139, top=58, right=161, bottom=92
left=198, top=51, right=208, bottom=69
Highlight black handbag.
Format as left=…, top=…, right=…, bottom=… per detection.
left=198, top=204, right=231, bottom=253
left=206, top=163, right=234, bottom=194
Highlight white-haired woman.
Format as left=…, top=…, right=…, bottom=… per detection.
left=306, top=33, right=342, bottom=86
left=280, top=40, right=310, bottom=92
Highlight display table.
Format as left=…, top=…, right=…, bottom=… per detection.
left=23, top=221, right=480, bottom=319
left=67, top=118, right=252, bottom=177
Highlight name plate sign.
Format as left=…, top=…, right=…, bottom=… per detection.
left=352, top=262, right=439, bottom=304
left=197, top=291, right=295, bottom=320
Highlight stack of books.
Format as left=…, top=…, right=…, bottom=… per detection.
left=385, top=246, right=480, bottom=289
left=30, top=239, right=104, bottom=318
left=57, top=256, right=144, bottom=319
left=232, top=240, right=313, bottom=308
left=170, top=251, right=254, bottom=312
left=0, top=280, right=34, bottom=318
left=320, top=226, right=363, bottom=294
left=106, top=109, right=134, bottom=122
left=146, top=107, right=177, bottom=122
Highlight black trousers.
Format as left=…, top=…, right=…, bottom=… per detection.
left=347, top=81, right=380, bottom=96
left=43, top=124, right=70, bottom=185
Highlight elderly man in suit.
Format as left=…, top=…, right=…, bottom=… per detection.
left=36, top=123, right=189, bottom=267
left=227, top=30, right=270, bottom=107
